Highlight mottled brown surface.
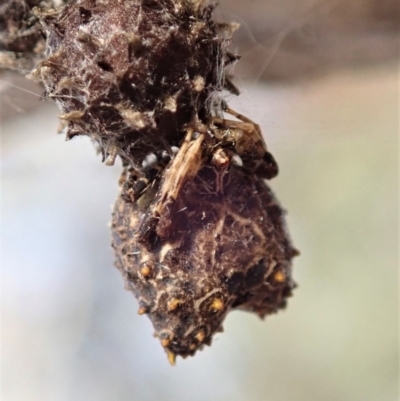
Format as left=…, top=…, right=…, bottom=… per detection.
left=112, top=128, right=297, bottom=361
left=31, top=0, right=235, bottom=170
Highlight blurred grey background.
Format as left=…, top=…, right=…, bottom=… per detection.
left=1, top=0, right=399, bottom=400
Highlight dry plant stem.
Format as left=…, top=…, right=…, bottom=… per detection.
left=2, top=0, right=298, bottom=363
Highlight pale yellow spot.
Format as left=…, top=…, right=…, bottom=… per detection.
left=140, top=265, right=151, bottom=278
left=274, top=271, right=286, bottom=283
left=161, top=338, right=171, bottom=347
left=137, top=306, right=147, bottom=315
left=167, top=298, right=183, bottom=311
left=166, top=349, right=176, bottom=366
left=210, top=298, right=224, bottom=312
left=195, top=330, right=205, bottom=343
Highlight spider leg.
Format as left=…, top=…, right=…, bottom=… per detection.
left=223, top=76, right=240, bottom=96
left=224, top=52, right=241, bottom=67
left=223, top=105, right=256, bottom=124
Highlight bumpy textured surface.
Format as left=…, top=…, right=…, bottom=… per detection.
left=112, top=129, right=297, bottom=362
left=9, top=0, right=297, bottom=363
left=32, top=0, right=231, bottom=169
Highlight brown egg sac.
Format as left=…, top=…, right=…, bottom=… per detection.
left=32, top=0, right=234, bottom=169
left=111, top=133, right=298, bottom=363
